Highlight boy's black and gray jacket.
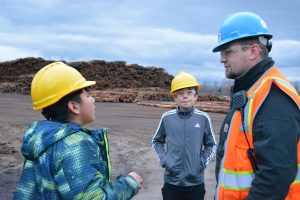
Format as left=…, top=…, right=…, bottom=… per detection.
left=152, top=107, right=217, bottom=187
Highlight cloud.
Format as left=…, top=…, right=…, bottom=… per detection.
left=280, top=67, right=300, bottom=82
left=271, top=40, right=300, bottom=67
left=0, top=45, right=42, bottom=61
left=0, top=0, right=299, bottom=83
left=268, top=39, right=300, bottom=81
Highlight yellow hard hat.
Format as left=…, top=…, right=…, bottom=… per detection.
left=170, top=71, right=200, bottom=95
left=31, top=61, right=96, bottom=110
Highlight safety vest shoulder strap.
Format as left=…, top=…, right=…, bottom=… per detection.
left=243, top=66, right=300, bottom=135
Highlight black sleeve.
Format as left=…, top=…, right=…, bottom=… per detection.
left=247, top=84, right=300, bottom=200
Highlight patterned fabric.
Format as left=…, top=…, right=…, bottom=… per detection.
left=14, top=120, right=139, bottom=200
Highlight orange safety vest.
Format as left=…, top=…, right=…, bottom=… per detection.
left=216, top=66, right=300, bottom=200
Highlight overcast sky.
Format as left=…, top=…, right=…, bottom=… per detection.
left=1, top=0, right=300, bottom=83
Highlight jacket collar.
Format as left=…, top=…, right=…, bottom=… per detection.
left=177, top=107, right=194, bottom=118
left=233, top=57, right=274, bottom=93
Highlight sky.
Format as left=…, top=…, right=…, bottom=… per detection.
left=1, top=0, right=300, bottom=84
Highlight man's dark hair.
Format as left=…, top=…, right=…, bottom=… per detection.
left=41, top=89, right=83, bottom=121
left=237, top=37, right=269, bottom=59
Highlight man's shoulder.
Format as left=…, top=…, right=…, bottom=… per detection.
left=258, top=84, right=299, bottom=115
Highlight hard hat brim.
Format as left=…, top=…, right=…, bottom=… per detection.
left=212, top=34, right=273, bottom=53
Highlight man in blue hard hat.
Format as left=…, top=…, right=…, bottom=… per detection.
left=213, top=12, right=300, bottom=200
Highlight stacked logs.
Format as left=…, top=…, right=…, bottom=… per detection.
left=0, top=57, right=173, bottom=93
left=0, top=57, right=230, bottom=113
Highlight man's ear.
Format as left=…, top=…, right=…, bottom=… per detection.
left=249, top=44, right=260, bottom=60
left=68, top=101, right=80, bottom=115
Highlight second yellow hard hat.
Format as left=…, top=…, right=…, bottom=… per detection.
left=170, top=71, right=200, bottom=95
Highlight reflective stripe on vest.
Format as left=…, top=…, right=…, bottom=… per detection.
left=294, top=164, right=300, bottom=184
left=216, top=66, right=300, bottom=200
left=219, top=169, right=254, bottom=190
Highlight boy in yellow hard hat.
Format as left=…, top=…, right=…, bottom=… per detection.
left=152, top=71, right=217, bottom=200
left=14, top=62, right=143, bottom=199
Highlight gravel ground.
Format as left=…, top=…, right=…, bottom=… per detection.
left=0, top=93, right=224, bottom=200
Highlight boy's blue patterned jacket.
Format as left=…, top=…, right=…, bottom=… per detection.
left=14, top=120, right=139, bottom=200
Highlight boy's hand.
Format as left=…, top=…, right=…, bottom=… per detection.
left=128, top=172, right=143, bottom=188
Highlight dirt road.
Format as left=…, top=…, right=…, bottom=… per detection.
left=0, top=94, right=224, bottom=200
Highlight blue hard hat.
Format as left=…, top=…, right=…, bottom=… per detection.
left=212, top=12, right=273, bottom=52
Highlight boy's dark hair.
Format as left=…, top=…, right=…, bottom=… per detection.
left=41, top=89, right=83, bottom=121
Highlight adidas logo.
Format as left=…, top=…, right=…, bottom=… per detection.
left=195, top=123, right=200, bottom=128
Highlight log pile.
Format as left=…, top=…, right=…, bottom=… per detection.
left=91, top=88, right=230, bottom=113
left=137, top=101, right=230, bottom=114
left=91, top=88, right=172, bottom=103
left=0, top=57, right=173, bottom=93
left=0, top=57, right=230, bottom=113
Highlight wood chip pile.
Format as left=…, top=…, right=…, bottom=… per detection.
left=0, top=57, right=230, bottom=113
